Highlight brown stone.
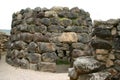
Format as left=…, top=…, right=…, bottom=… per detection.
left=95, top=49, right=109, bottom=55
left=111, top=27, right=117, bottom=35
left=96, top=55, right=107, bottom=61
left=106, top=59, right=114, bottom=67
left=108, top=54, right=115, bottom=60
left=58, top=32, right=78, bottom=43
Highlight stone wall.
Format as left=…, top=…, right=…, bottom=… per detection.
left=6, top=7, right=92, bottom=72
left=0, top=32, right=9, bottom=59
left=69, top=19, right=120, bottom=80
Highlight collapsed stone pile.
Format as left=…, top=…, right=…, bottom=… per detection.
left=6, top=7, right=92, bottom=72
left=69, top=19, right=120, bottom=80
left=0, top=32, right=9, bottom=59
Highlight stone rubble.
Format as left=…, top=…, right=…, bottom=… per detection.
left=0, top=32, right=9, bottom=59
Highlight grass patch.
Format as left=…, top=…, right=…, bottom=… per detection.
left=56, top=59, right=70, bottom=65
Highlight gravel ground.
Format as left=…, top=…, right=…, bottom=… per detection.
left=0, top=55, right=69, bottom=80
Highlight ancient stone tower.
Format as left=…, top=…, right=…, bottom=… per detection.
left=6, top=7, right=92, bottom=72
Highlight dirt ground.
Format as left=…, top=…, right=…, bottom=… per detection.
left=0, top=54, right=69, bottom=80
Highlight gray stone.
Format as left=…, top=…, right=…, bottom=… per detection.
left=40, top=18, right=51, bottom=26
left=117, top=24, right=120, bottom=31
left=92, top=27, right=111, bottom=38
left=36, top=12, right=45, bottom=18
left=26, top=18, right=34, bottom=24
left=27, top=42, right=38, bottom=53
left=17, top=50, right=28, bottom=59
left=58, top=11, right=69, bottom=18
left=48, top=25, right=64, bottom=33
left=71, top=49, right=86, bottom=58
left=38, top=62, right=56, bottom=72
left=60, top=18, right=72, bottom=27
left=17, top=24, right=29, bottom=32
left=41, top=52, right=57, bottom=62
left=65, top=26, right=89, bottom=33
left=56, top=43, right=69, bottom=51
left=13, top=41, right=27, bottom=50
left=77, top=33, right=90, bottom=43
left=19, top=58, right=30, bottom=69
left=12, top=58, right=21, bottom=67
left=26, top=53, right=41, bottom=64
left=91, top=38, right=112, bottom=50
left=20, top=33, right=33, bottom=43
left=10, top=34, right=21, bottom=42
left=78, top=71, right=111, bottom=80
left=74, top=56, right=104, bottom=74
left=68, top=68, right=78, bottom=80
left=34, top=25, right=47, bottom=33
left=50, top=18, right=60, bottom=25
left=72, top=43, right=86, bottom=50
left=38, top=42, right=56, bottom=53
left=66, top=12, right=78, bottom=19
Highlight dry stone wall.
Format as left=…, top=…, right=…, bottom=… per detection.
left=6, top=7, right=92, bottom=72
left=69, top=19, right=120, bottom=80
left=0, top=32, right=9, bottom=59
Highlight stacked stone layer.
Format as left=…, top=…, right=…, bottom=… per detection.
left=6, top=7, right=92, bottom=72
left=69, top=19, right=120, bottom=80
left=0, top=32, right=9, bottom=59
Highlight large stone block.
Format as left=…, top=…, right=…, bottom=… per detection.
left=41, top=52, right=57, bottom=62
left=27, top=42, right=38, bottom=53
left=13, top=41, right=27, bottom=50
left=38, top=62, right=56, bottom=72
left=48, top=25, right=64, bottom=33
left=92, top=27, right=111, bottom=38
left=95, top=49, right=109, bottom=55
left=74, top=56, right=104, bottom=74
left=91, top=38, right=112, bottom=50
left=71, top=49, right=86, bottom=58
left=20, top=33, right=33, bottom=43
left=72, top=43, right=86, bottom=50
left=26, top=53, right=41, bottom=64
left=58, top=32, right=78, bottom=43
left=33, top=33, right=50, bottom=42
left=38, top=42, right=56, bottom=53
left=77, top=71, right=111, bottom=80
left=19, top=58, right=30, bottom=69
left=68, top=68, right=78, bottom=80
left=77, top=33, right=90, bottom=43
left=65, top=26, right=89, bottom=33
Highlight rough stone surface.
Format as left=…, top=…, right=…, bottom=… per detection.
left=74, top=56, right=103, bottom=74
left=58, top=32, right=78, bottom=43
left=0, top=32, right=9, bottom=59
left=38, top=62, right=56, bottom=72
left=69, top=19, right=120, bottom=80
left=6, top=7, right=92, bottom=72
